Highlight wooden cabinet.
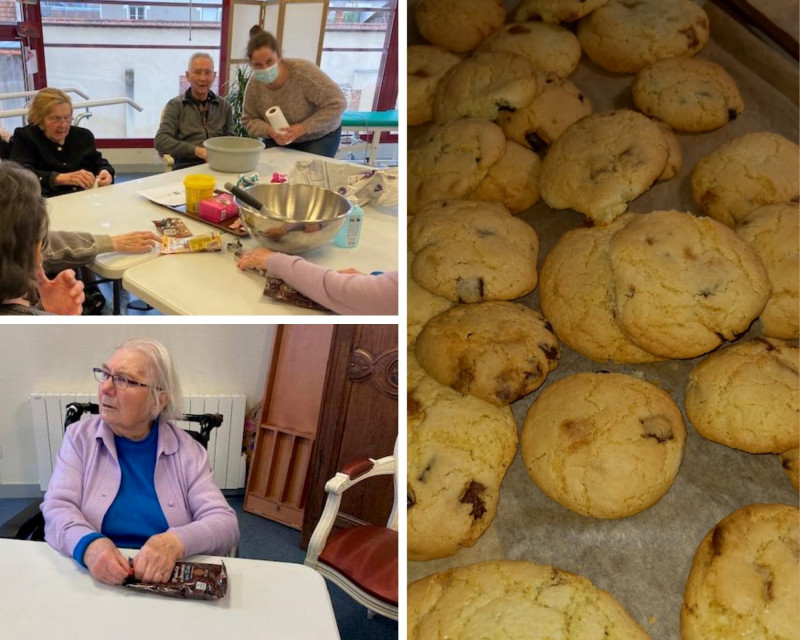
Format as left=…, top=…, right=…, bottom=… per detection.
left=244, top=325, right=334, bottom=529
left=244, top=324, right=398, bottom=539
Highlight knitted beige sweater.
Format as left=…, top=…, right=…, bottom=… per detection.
left=242, top=59, right=346, bottom=142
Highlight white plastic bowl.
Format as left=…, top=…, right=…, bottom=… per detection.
left=203, top=136, right=265, bottom=173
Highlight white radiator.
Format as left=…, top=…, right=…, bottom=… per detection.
left=30, top=393, right=248, bottom=492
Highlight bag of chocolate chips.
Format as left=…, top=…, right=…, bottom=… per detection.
left=123, top=560, right=228, bottom=600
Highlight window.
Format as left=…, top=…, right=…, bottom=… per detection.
left=128, top=5, right=146, bottom=21
left=35, top=0, right=223, bottom=140
left=321, top=0, right=396, bottom=111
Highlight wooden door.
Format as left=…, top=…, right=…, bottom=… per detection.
left=300, top=324, right=398, bottom=548
left=244, top=324, right=334, bottom=529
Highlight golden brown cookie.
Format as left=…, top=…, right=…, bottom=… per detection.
left=691, top=131, right=800, bottom=227
left=415, top=301, right=560, bottom=406
left=608, top=210, right=771, bottom=359
left=414, top=0, right=505, bottom=53
left=681, top=503, right=799, bottom=640
left=577, top=0, right=709, bottom=74
left=522, top=372, right=686, bottom=518
left=408, top=199, right=540, bottom=303
left=685, top=338, right=799, bottom=454
left=736, top=202, right=799, bottom=340
left=539, top=110, right=668, bottom=225
left=409, top=560, right=652, bottom=639
left=408, top=353, right=518, bottom=561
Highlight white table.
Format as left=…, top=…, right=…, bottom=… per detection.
left=47, top=148, right=398, bottom=315
left=0, top=539, right=340, bottom=639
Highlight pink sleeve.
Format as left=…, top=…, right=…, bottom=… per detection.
left=266, top=253, right=398, bottom=315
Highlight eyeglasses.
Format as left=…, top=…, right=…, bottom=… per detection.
left=92, top=367, right=159, bottom=391
left=189, top=69, right=215, bottom=76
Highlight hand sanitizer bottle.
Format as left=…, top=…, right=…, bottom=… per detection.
left=334, top=204, right=363, bottom=248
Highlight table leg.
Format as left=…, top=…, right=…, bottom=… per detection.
left=113, top=279, right=122, bottom=315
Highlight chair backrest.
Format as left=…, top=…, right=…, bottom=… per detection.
left=64, top=401, right=222, bottom=450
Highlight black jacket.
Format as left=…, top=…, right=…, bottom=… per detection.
left=9, top=124, right=115, bottom=197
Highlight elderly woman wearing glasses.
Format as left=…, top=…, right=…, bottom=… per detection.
left=41, top=338, right=239, bottom=585
left=9, top=87, right=115, bottom=197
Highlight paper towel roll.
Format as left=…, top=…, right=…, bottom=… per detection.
left=265, top=106, right=290, bottom=132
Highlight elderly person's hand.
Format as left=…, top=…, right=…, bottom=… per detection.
left=237, top=246, right=275, bottom=271
left=37, top=268, right=85, bottom=315
left=194, top=146, right=208, bottom=160
left=133, top=531, right=185, bottom=583
left=111, top=231, right=159, bottom=253
left=56, top=169, right=95, bottom=190
left=96, top=169, right=113, bottom=187
left=84, top=537, right=131, bottom=585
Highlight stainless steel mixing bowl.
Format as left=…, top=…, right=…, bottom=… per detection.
left=235, top=183, right=352, bottom=254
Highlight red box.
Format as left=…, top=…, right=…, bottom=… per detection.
left=198, top=193, right=239, bottom=223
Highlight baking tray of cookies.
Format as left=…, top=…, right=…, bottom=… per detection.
left=406, top=1, right=798, bottom=639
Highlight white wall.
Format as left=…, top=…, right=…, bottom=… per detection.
left=0, top=324, right=276, bottom=488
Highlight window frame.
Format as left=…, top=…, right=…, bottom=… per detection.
left=21, top=0, right=396, bottom=149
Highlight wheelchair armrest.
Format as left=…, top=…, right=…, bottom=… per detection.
left=0, top=499, right=45, bottom=540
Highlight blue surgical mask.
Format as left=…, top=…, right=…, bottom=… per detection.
left=253, top=62, right=279, bottom=85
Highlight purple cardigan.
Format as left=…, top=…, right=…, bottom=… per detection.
left=42, top=416, right=239, bottom=559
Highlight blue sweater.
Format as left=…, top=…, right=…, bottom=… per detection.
left=72, top=425, right=169, bottom=567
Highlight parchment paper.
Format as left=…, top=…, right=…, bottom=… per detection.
left=407, top=3, right=799, bottom=639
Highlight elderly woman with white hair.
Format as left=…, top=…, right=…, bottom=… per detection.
left=41, top=338, right=240, bottom=586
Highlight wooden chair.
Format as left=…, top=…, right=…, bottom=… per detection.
left=304, top=440, right=398, bottom=620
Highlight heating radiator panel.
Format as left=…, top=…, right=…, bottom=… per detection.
left=31, top=393, right=247, bottom=491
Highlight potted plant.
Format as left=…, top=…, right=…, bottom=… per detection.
left=223, top=64, right=251, bottom=138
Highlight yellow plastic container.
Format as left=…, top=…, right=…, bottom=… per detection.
left=184, top=174, right=215, bottom=214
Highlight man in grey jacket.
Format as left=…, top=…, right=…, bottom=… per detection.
left=155, top=53, right=234, bottom=170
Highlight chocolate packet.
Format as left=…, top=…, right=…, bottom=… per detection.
left=153, top=217, right=192, bottom=238
left=160, top=231, right=223, bottom=254
left=122, top=559, right=227, bottom=601
left=263, top=275, right=331, bottom=313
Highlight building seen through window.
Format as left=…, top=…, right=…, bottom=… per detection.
left=0, top=0, right=395, bottom=141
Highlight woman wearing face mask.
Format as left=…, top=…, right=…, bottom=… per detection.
left=241, top=26, right=347, bottom=158
left=9, top=88, right=115, bottom=198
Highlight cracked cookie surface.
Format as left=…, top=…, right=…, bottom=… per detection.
left=577, top=0, right=709, bottom=74
left=408, top=199, right=540, bottom=303
left=608, top=210, right=771, bottom=359
left=408, top=45, right=461, bottom=127
left=414, top=0, right=505, bottom=53
left=691, top=131, right=800, bottom=227
left=685, top=338, right=799, bottom=454
left=433, top=51, right=539, bottom=123
left=681, top=503, right=799, bottom=640
left=468, top=139, right=542, bottom=213
left=513, top=0, right=609, bottom=23
left=522, top=372, right=686, bottom=518
left=633, top=57, right=744, bottom=132
left=539, top=212, right=664, bottom=363
left=407, top=353, right=518, bottom=561
left=475, top=21, right=581, bottom=78
left=498, top=71, right=593, bottom=154
left=409, top=560, right=652, bottom=639
left=408, top=118, right=506, bottom=214
left=736, top=202, right=799, bottom=340
left=540, top=110, right=668, bottom=224
left=415, top=300, right=560, bottom=406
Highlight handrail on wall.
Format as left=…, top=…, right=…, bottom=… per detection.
left=0, top=87, right=91, bottom=101
left=0, top=97, right=144, bottom=120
